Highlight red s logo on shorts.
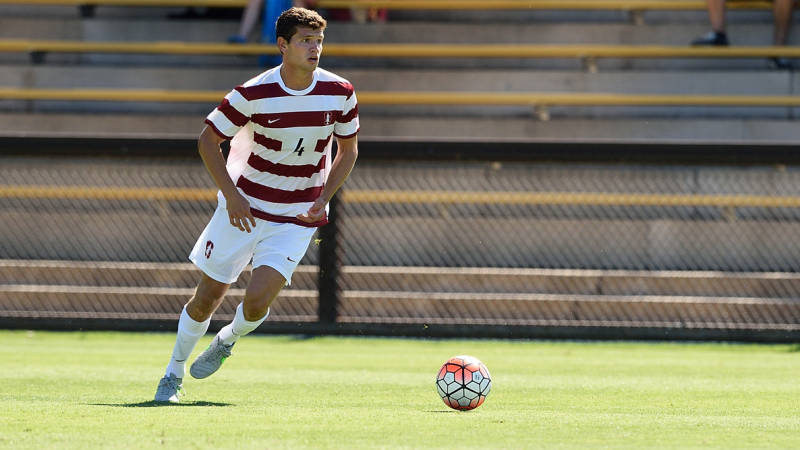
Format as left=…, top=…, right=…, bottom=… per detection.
left=205, top=240, right=214, bottom=258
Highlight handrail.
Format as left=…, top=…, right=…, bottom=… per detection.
left=0, top=0, right=788, bottom=10
left=0, top=0, right=715, bottom=9
left=2, top=88, right=800, bottom=107
left=318, top=0, right=787, bottom=10
left=3, top=185, right=800, bottom=208
left=4, top=39, right=800, bottom=59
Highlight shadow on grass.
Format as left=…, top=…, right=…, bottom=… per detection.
left=786, top=344, right=800, bottom=353
left=287, top=334, right=319, bottom=341
left=90, top=401, right=233, bottom=408
left=425, top=410, right=460, bottom=414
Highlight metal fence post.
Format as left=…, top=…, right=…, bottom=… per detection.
left=318, top=191, right=340, bottom=324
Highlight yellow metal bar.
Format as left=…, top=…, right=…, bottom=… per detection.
left=0, top=0, right=249, bottom=5
left=4, top=185, right=800, bottom=208
left=319, top=0, right=778, bottom=10
left=0, top=39, right=279, bottom=55
left=0, top=87, right=224, bottom=102
left=0, top=185, right=217, bottom=201
left=319, top=1, right=704, bottom=10
left=0, top=0, right=783, bottom=10
left=4, top=88, right=800, bottom=106
left=357, top=92, right=800, bottom=106
left=342, top=190, right=800, bottom=208
left=0, top=0, right=785, bottom=9
left=5, top=40, right=800, bottom=59
left=322, top=44, right=800, bottom=59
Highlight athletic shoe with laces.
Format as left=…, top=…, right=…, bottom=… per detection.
left=690, top=31, right=729, bottom=46
left=190, top=336, right=234, bottom=379
left=154, top=373, right=184, bottom=403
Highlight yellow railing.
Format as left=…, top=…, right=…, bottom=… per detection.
left=3, top=88, right=800, bottom=107
left=3, top=185, right=800, bottom=208
left=0, top=0, right=788, bottom=10
left=4, top=40, right=800, bottom=59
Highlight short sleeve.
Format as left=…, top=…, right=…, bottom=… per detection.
left=204, top=86, right=253, bottom=140
left=334, top=89, right=359, bottom=139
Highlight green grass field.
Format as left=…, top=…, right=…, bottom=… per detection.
left=1, top=330, right=799, bottom=449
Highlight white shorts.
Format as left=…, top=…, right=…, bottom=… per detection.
left=189, top=205, right=317, bottom=284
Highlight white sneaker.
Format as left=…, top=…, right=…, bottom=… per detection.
left=190, top=336, right=234, bottom=379
left=154, top=373, right=184, bottom=403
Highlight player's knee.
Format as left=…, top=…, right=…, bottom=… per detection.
left=185, top=299, right=213, bottom=322
left=241, top=297, right=269, bottom=321
left=186, top=275, right=229, bottom=319
left=197, top=274, right=229, bottom=300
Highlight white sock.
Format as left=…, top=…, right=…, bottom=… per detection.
left=216, top=302, right=269, bottom=346
left=165, top=306, right=211, bottom=379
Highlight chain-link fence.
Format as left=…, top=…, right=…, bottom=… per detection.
left=2, top=148, right=800, bottom=338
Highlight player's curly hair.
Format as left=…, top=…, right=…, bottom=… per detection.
left=276, top=7, right=327, bottom=45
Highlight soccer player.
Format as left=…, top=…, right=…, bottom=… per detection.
left=154, top=6, right=358, bottom=403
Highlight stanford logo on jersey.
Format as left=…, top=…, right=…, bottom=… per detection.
left=324, top=112, right=332, bottom=125
left=205, top=240, right=214, bottom=258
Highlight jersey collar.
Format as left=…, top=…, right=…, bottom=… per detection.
left=276, top=65, right=318, bottom=96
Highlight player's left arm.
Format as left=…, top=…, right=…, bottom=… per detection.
left=296, top=135, right=358, bottom=223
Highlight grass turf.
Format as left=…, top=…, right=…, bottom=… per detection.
left=0, top=330, right=798, bottom=449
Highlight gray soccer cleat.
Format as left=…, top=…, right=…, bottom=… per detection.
left=189, top=336, right=234, bottom=379
left=154, top=373, right=184, bottom=403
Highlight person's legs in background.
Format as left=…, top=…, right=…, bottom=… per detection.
left=769, top=0, right=795, bottom=68
left=229, top=0, right=264, bottom=43
left=691, top=0, right=729, bottom=46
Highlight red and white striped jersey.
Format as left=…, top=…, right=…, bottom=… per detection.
left=204, top=65, right=359, bottom=227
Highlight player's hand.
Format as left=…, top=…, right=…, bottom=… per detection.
left=296, top=197, right=327, bottom=223
left=226, top=191, right=256, bottom=233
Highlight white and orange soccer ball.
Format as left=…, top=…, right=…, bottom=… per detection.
left=435, top=355, right=492, bottom=411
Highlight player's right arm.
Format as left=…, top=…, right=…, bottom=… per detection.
left=198, top=125, right=256, bottom=233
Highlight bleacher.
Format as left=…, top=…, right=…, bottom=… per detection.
left=0, top=0, right=799, bottom=142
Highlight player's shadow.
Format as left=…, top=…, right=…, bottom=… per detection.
left=90, top=401, right=233, bottom=407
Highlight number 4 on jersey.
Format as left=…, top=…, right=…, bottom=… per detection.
left=293, top=138, right=305, bottom=156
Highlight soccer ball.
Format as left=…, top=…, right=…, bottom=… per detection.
left=435, top=355, right=491, bottom=411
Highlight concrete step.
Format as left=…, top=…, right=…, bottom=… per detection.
left=3, top=113, right=800, bottom=144
left=2, top=283, right=798, bottom=329
left=4, top=259, right=800, bottom=298
left=0, top=5, right=719, bottom=22
left=0, top=5, right=227, bottom=19
left=0, top=18, right=790, bottom=45
left=1, top=65, right=797, bottom=119
left=0, top=17, right=800, bottom=45
left=336, top=290, right=800, bottom=329
left=0, top=20, right=796, bottom=69
left=0, top=4, right=781, bottom=24
left=357, top=116, right=800, bottom=144
left=0, top=284, right=317, bottom=322
left=381, top=9, right=766, bottom=25
left=2, top=66, right=795, bottom=94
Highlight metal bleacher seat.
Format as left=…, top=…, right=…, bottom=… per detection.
left=2, top=87, right=800, bottom=121
left=0, top=0, right=788, bottom=9
left=0, top=0, right=798, bottom=134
